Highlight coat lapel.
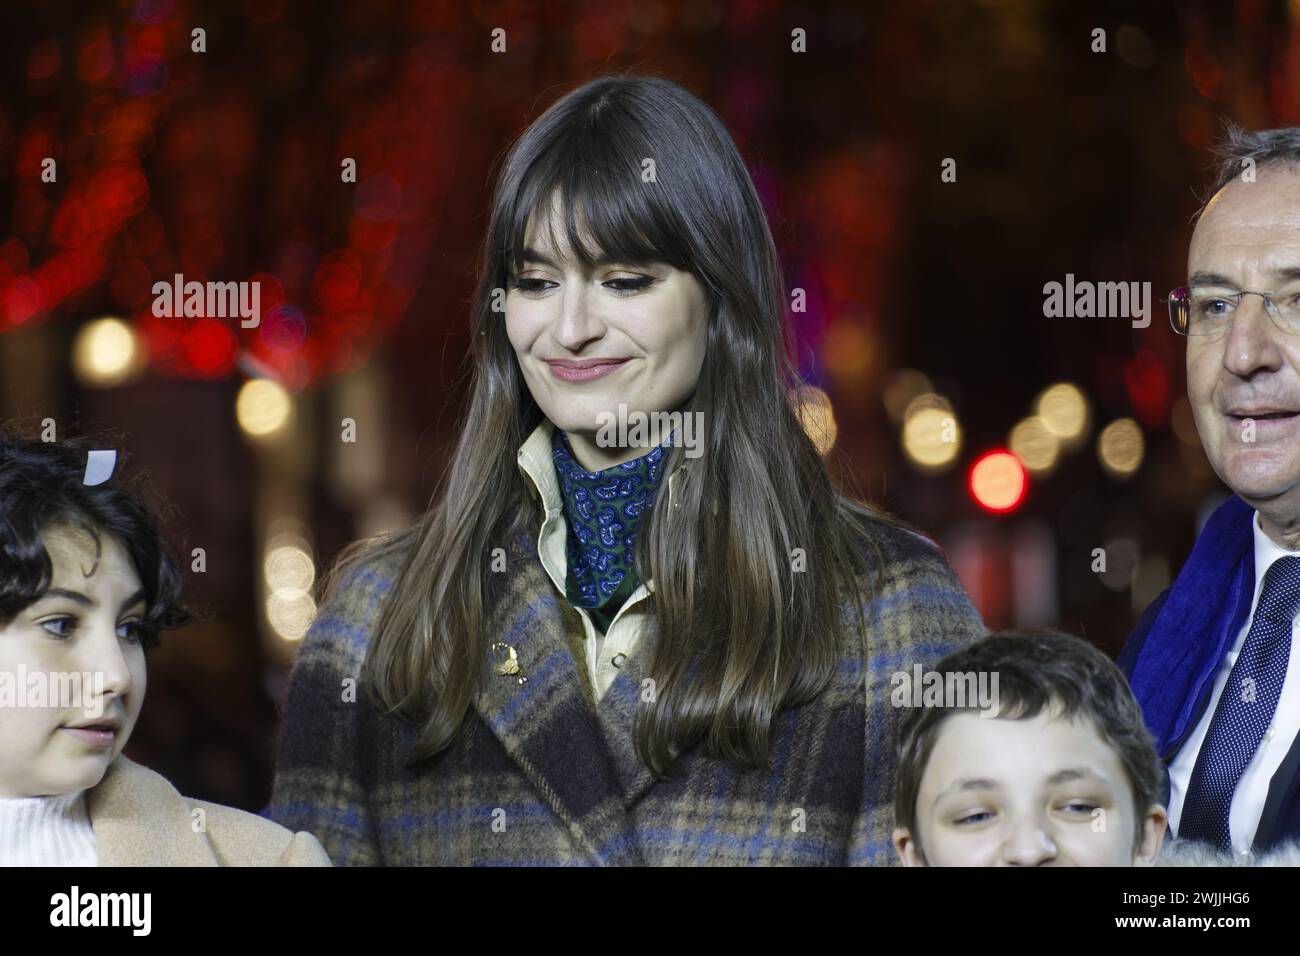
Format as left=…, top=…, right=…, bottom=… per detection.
left=87, top=755, right=219, bottom=866
left=591, top=621, right=685, bottom=811
left=472, top=532, right=647, bottom=864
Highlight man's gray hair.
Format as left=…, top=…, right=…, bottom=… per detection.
left=1196, top=122, right=1300, bottom=222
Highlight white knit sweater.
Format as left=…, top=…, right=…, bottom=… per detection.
left=0, top=790, right=97, bottom=866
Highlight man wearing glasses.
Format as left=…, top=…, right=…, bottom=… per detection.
left=1119, top=124, right=1300, bottom=861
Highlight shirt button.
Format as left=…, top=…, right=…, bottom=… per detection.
left=1266, top=725, right=1276, bottom=741
left=611, top=652, right=627, bottom=669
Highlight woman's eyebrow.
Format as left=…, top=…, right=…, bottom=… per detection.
left=520, top=246, right=560, bottom=267
left=39, top=587, right=148, bottom=613
left=521, top=246, right=629, bottom=269
left=42, top=587, right=95, bottom=607
left=119, top=588, right=148, bottom=613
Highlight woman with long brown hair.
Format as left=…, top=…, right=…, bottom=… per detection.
left=268, top=71, right=985, bottom=865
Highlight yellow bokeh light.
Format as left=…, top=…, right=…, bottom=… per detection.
left=821, top=320, right=874, bottom=385
left=792, top=385, right=838, bottom=456
left=236, top=379, right=292, bottom=438
left=1009, top=416, right=1060, bottom=475
left=72, top=318, right=142, bottom=388
left=882, top=370, right=934, bottom=423
left=264, top=545, right=316, bottom=593
left=903, top=391, right=953, bottom=421
left=1035, top=382, right=1090, bottom=450
left=1098, top=418, right=1144, bottom=478
left=902, top=405, right=961, bottom=471
left=266, top=590, right=317, bottom=642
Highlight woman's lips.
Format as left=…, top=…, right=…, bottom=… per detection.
left=544, top=358, right=629, bottom=382
left=61, top=726, right=117, bottom=750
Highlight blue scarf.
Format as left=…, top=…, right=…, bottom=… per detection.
left=550, top=429, right=668, bottom=633
left=1126, top=494, right=1256, bottom=758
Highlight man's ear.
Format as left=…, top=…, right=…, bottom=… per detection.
left=1133, top=804, right=1169, bottom=866
left=893, top=827, right=925, bottom=866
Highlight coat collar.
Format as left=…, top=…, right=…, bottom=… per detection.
left=470, top=535, right=685, bottom=865
left=87, top=755, right=219, bottom=866
left=517, top=418, right=690, bottom=527
left=465, top=420, right=689, bottom=864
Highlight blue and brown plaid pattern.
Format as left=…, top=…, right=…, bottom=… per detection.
left=266, top=517, right=985, bottom=865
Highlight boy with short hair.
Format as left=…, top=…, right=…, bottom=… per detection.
left=892, top=630, right=1168, bottom=866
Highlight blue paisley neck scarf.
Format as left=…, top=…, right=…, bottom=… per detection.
left=550, top=428, right=668, bottom=634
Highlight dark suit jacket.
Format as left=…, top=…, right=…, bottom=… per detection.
left=1119, top=590, right=1300, bottom=853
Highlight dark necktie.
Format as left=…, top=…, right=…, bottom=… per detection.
left=1178, top=555, right=1300, bottom=851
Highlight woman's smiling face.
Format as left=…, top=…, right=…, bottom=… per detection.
left=505, top=193, right=710, bottom=471
left=0, top=524, right=148, bottom=797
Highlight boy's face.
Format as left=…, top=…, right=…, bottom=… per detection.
left=894, top=708, right=1167, bottom=866
left=0, top=524, right=148, bottom=797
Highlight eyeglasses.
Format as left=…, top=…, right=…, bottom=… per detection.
left=1168, top=285, right=1300, bottom=337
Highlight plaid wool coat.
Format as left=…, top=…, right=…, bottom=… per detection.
left=266, top=516, right=985, bottom=865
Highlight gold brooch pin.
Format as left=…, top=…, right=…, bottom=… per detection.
left=491, top=642, right=528, bottom=684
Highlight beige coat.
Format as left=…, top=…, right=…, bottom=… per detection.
left=88, top=755, right=330, bottom=866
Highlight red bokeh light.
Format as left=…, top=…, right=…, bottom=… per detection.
left=969, top=450, right=1028, bottom=515
left=184, top=317, right=238, bottom=377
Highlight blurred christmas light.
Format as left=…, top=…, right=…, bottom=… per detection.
left=1097, top=418, right=1144, bottom=478
left=26, top=38, right=61, bottom=81
left=1008, top=415, right=1059, bottom=475
left=3, top=8, right=445, bottom=392
left=902, top=399, right=961, bottom=472
left=264, top=544, right=316, bottom=593
left=72, top=317, right=144, bottom=387
left=882, top=369, right=933, bottom=423
left=5, top=277, right=44, bottom=325
left=820, top=319, right=874, bottom=387
left=1124, top=348, right=1171, bottom=426
left=236, top=378, right=292, bottom=439
left=1034, top=382, right=1090, bottom=451
left=791, top=384, right=838, bottom=456
left=184, top=318, right=238, bottom=377
left=970, top=450, right=1027, bottom=514
left=903, top=391, right=953, bottom=418
left=263, top=520, right=316, bottom=642
left=266, top=590, right=316, bottom=642
left=1099, top=537, right=1140, bottom=593
left=780, top=385, right=832, bottom=455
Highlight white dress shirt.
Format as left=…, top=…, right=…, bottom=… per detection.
left=1166, top=510, right=1300, bottom=858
